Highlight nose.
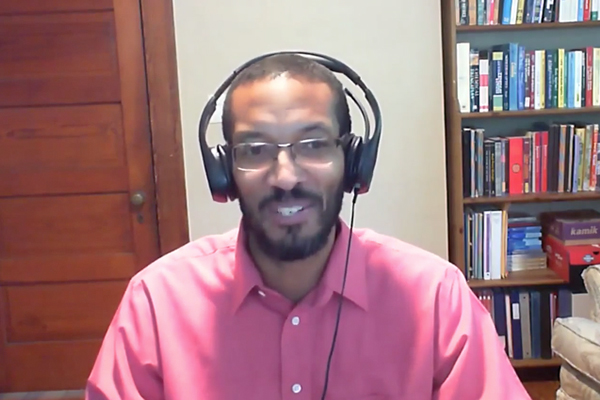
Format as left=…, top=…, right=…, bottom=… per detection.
left=266, top=148, right=305, bottom=191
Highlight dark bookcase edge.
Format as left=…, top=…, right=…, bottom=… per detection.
left=463, top=191, right=600, bottom=204
left=457, top=20, right=600, bottom=33
left=460, top=106, right=600, bottom=119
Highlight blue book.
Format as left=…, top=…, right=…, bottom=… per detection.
left=502, top=0, right=513, bottom=24
left=509, top=43, right=519, bottom=111
left=510, top=290, right=523, bottom=359
left=507, top=231, right=542, bottom=239
left=493, top=289, right=508, bottom=354
left=530, top=291, right=541, bottom=359
left=546, top=51, right=554, bottom=108
left=517, top=45, right=525, bottom=110
left=568, top=52, right=575, bottom=109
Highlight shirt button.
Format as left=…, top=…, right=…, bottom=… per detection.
left=291, top=316, right=300, bottom=325
left=292, top=383, right=302, bottom=393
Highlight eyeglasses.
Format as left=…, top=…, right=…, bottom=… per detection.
left=231, top=137, right=342, bottom=171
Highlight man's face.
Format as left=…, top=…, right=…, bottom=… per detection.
left=229, top=76, right=345, bottom=262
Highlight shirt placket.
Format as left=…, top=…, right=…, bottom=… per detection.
left=280, top=307, right=311, bottom=400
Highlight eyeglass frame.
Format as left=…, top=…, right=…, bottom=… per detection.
left=230, top=137, right=343, bottom=172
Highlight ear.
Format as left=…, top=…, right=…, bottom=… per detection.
left=341, top=133, right=363, bottom=193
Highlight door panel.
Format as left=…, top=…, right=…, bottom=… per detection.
left=5, top=340, right=107, bottom=393
left=0, top=12, right=120, bottom=107
left=0, top=105, right=128, bottom=196
left=0, top=1, right=113, bottom=15
left=0, top=105, right=127, bottom=168
left=0, top=194, right=138, bottom=283
left=0, top=0, right=161, bottom=393
left=6, top=282, right=128, bottom=342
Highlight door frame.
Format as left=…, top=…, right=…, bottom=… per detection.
left=139, top=0, right=189, bottom=255
left=0, top=2, right=188, bottom=394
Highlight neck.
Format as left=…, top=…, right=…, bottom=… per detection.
left=248, top=228, right=338, bottom=303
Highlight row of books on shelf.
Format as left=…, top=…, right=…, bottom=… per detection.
left=456, top=42, right=600, bottom=114
left=462, top=122, right=599, bottom=198
left=464, top=207, right=600, bottom=281
left=464, top=210, right=542, bottom=280
left=474, top=286, right=569, bottom=361
left=456, top=0, right=600, bottom=26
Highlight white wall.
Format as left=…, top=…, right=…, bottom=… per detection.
left=171, top=0, right=450, bottom=259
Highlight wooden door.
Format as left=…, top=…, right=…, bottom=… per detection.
left=0, top=0, right=162, bottom=393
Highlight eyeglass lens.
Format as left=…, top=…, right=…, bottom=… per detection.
left=233, top=138, right=339, bottom=170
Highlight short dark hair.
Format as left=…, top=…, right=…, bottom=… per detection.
left=221, top=53, right=352, bottom=144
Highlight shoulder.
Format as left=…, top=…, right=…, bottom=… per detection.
left=127, top=227, right=240, bottom=292
left=354, top=228, right=464, bottom=292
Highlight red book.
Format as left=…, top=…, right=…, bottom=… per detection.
left=541, top=131, right=548, bottom=193
left=535, top=132, right=541, bottom=192
left=508, top=137, right=523, bottom=194
left=586, top=47, right=594, bottom=107
left=591, top=125, right=598, bottom=189
left=584, top=0, right=591, bottom=21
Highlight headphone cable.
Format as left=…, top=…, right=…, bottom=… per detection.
left=319, top=188, right=358, bottom=400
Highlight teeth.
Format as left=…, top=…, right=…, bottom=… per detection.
left=278, top=206, right=303, bottom=216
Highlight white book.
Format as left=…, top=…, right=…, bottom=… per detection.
left=479, top=56, right=489, bottom=112
left=534, top=50, right=543, bottom=110
left=489, top=210, right=503, bottom=280
left=573, top=0, right=580, bottom=21
left=574, top=51, right=583, bottom=108
left=483, top=211, right=490, bottom=280
left=558, top=0, right=570, bottom=22
left=510, top=0, right=519, bottom=23
left=593, top=48, right=600, bottom=107
left=456, top=42, right=471, bottom=113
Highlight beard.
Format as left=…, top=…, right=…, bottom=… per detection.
left=239, top=183, right=344, bottom=262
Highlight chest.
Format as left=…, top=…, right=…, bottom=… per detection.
left=156, top=298, right=436, bottom=400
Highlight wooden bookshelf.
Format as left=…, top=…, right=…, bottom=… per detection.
left=468, top=268, right=565, bottom=288
left=440, top=0, right=600, bottom=378
left=457, top=20, right=600, bottom=32
left=461, top=105, right=600, bottom=119
left=441, top=8, right=600, bottom=276
left=511, top=357, right=563, bottom=368
left=463, top=191, right=600, bottom=204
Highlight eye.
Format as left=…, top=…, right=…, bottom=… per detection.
left=239, top=143, right=267, bottom=156
left=298, top=139, right=327, bottom=150
left=295, top=139, right=337, bottom=161
left=306, top=140, right=327, bottom=149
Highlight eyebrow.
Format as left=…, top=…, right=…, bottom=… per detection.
left=234, top=122, right=333, bottom=144
left=235, top=131, right=265, bottom=143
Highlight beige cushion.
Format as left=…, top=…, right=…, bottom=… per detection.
left=556, top=387, right=578, bottom=400
left=559, top=362, right=600, bottom=399
left=552, top=317, right=600, bottom=386
left=583, top=265, right=600, bottom=323
left=556, top=387, right=577, bottom=400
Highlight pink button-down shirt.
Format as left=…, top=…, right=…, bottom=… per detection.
left=85, top=220, right=531, bottom=400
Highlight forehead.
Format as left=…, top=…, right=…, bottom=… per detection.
left=229, top=76, right=337, bottom=142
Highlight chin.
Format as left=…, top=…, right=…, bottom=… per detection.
left=247, top=219, right=333, bottom=262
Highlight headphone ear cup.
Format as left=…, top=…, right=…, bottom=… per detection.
left=341, top=134, right=363, bottom=193
left=215, top=144, right=237, bottom=201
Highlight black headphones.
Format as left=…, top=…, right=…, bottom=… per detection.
left=198, top=51, right=382, bottom=203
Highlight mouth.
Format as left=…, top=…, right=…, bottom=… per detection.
left=264, top=200, right=318, bottom=227
left=277, top=205, right=305, bottom=217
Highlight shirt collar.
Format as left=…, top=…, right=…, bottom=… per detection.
left=230, top=218, right=368, bottom=313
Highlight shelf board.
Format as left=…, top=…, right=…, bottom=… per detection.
left=511, top=357, right=562, bottom=368
left=468, top=268, right=565, bottom=288
left=456, top=20, right=600, bottom=32
left=463, top=191, right=600, bottom=204
left=460, top=106, right=600, bottom=119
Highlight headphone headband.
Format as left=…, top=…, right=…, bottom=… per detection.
left=198, top=51, right=382, bottom=203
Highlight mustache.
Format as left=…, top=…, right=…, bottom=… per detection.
left=258, top=186, right=323, bottom=211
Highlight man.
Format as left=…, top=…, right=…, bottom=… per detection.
left=85, top=53, right=531, bottom=399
